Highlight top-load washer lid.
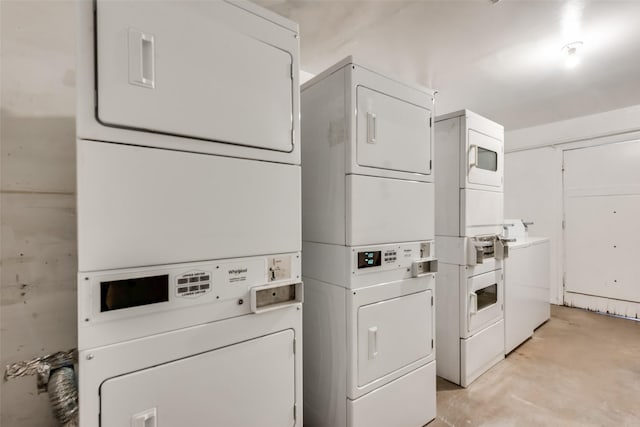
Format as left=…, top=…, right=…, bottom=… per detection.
left=95, top=0, right=295, bottom=152
left=356, top=86, right=432, bottom=175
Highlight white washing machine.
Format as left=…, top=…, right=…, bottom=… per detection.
left=435, top=110, right=507, bottom=387
left=76, top=1, right=303, bottom=425
left=301, top=57, right=437, bottom=427
left=503, top=219, right=551, bottom=354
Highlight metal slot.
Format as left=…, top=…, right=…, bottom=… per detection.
left=250, top=282, right=303, bottom=314
left=412, top=259, right=438, bottom=277
left=468, top=235, right=500, bottom=265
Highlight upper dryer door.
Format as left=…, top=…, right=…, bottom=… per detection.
left=466, top=129, right=503, bottom=189
left=96, top=0, right=294, bottom=152
left=356, top=86, right=432, bottom=175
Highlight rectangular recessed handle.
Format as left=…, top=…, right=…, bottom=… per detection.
left=368, top=326, right=378, bottom=359
left=129, top=29, right=155, bottom=89
left=367, top=112, right=377, bottom=144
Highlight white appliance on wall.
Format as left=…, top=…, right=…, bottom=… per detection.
left=76, top=1, right=303, bottom=426
left=301, top=57, right=437, bottom=427
left=503, top=219, right=551, bottom=354
left=435, top=110, right=507, bottom=387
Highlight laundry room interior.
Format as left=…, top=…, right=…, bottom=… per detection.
left=1, top=0, right=639, bottom=426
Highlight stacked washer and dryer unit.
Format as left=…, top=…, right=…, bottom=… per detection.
left=434, top=110, right=507, bottom=387
left=301, top=57, right=438, bottom=427
left=76, top=1, right=303, bottom=426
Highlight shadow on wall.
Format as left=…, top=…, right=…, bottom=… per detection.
left=1, top=109, right=78, bottom=427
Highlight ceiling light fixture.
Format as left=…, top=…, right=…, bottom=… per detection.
left=562, top=41, right=583, bottom=68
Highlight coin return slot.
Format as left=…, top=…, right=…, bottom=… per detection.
left=250, top=282, right=303, bottom=313
left=256, top=284, right=296, bottom=309
left=412, top=259, right=438, bottom=278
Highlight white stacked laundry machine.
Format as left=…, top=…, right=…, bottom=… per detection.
left=76, top=1, right=302, bottom=426
left=434, top=110, right=507, bottom=387
left=301, top=57, right=438, bottom=427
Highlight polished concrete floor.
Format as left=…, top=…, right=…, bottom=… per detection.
left=431, top=305, right=640, bottom=427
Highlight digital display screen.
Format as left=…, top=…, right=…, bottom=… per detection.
left=100, top=275, right=169, bottom=312
left=477, top=147, right=498, bottom=171
left=358, top=251, right=382, bottom=269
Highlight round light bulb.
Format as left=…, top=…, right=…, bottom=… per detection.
left=562, top=41, right=583, bottom=69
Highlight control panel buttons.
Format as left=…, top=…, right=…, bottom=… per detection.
left=176, top=271, right=212, bottom=297
left=383, top=249, right=397, bottom=263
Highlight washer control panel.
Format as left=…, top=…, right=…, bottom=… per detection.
left=175, top=271, right=212, bottom=297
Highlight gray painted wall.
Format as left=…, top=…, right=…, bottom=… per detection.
left=1, top=2, right=77, bottom=425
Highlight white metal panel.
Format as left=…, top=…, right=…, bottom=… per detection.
left=357, top=291, right=432, bottom=387
left=302, top=278, right=348, bottom=427
left=564, top=141, right=640, bottom=306
left=434, top=115, right=461, bottom=237
left=348, top=361, right=436, bottom=427
left=356, top=86, right=431, bottom=175
left=465, top=269, right=503, bottom=336
left=96, top=0, right=294, bottom=152
left=460, top=319, right=504, bottom=387
left=565, top=194, right=640, bottom=302
left=435, top=262, right=461, bottom=384
left=300, top=66, right=347, bottom=245
left=347, top=175, right=434, bottom=246
left=100, top=330, right=295, bottom=427
left=77, top=140, right=300, bottom=272
left=564, top=140, right=640, bottom=191
left=461, top=188, right=504, bottom=235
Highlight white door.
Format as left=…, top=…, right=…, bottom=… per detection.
left=564, top=141, right=640, bottom=308
left=100, top=330, right=296, bottom=427
left=96, top=0, right=294, bottom=152
left=356, top=86, right=432, bottom=175
left=466, top=269, right=503, bottom=336
left=357, top=290, right=433, bottom=387
left=466, top=130, right=503, bottom=188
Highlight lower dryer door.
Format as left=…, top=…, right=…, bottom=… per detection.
left=357, top=289, right=433, bottom=387
left=100, top=329, right=296, bottom=427
left=466, top=269, right=503, bottom=337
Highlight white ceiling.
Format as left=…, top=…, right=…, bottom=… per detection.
left=257, top=0, right=640, bottom=130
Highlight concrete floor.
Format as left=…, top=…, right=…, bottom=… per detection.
left=431, top=305, right=640, bottom=427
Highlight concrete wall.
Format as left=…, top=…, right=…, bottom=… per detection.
left=1, top=2, right=77, bottom=426
left=504, top=104, right=640, bottom=309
